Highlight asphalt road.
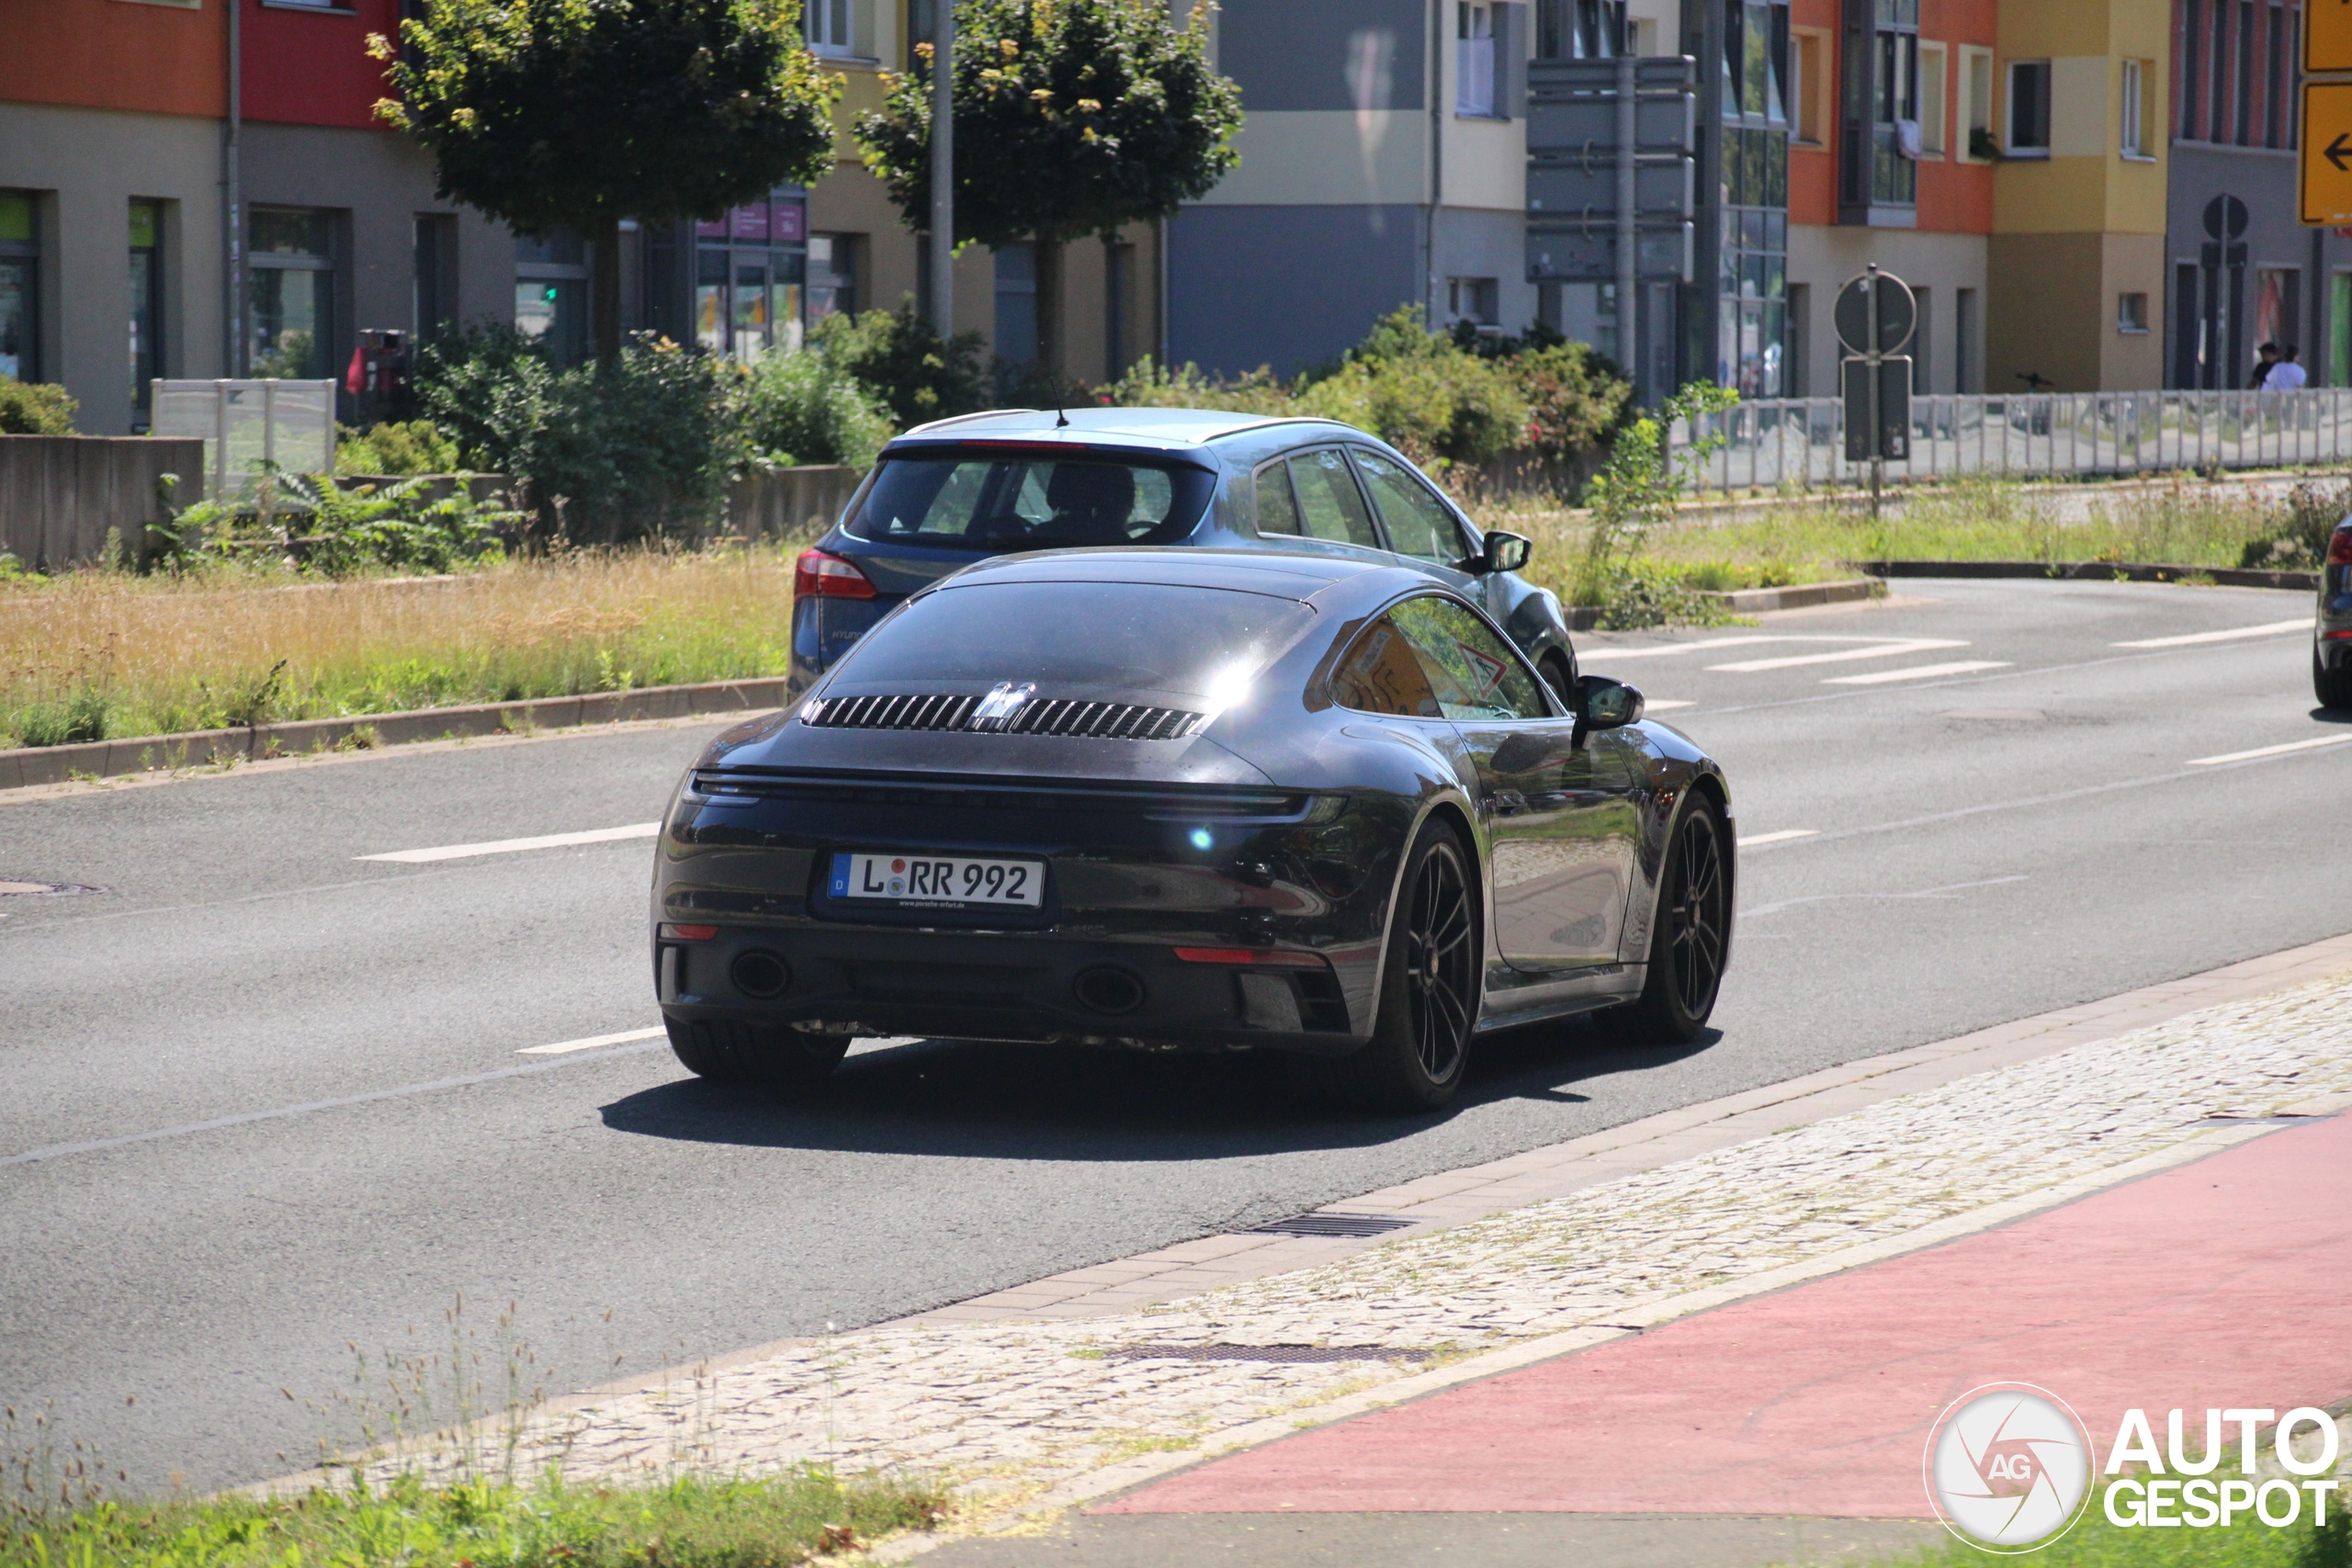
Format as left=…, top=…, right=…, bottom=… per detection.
left=3, top=578, right=2346, bottom=1494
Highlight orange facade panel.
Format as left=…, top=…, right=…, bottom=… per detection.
left=0, top=0, right=226, bottom=118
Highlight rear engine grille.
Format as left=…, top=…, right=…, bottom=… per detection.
left=803, top=694, right=1205, bottom=740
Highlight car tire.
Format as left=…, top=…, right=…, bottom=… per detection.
left=1608, top=795, right=1731, bottom=1045
left=1539, top=651, right=1575, bottom=704
left=1310, top=818, right=1480, bottom=1113
left=666, top=1016, right=848, bottom=1089
left=2315, top=647, right=2352, bottom=711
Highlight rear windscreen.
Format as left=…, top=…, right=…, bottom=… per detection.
left=843, top=452, right=1217, bottom=550
left=832, top=581, right=1315, bottom=700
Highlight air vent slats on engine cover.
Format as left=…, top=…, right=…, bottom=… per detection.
left=803, top=694, right=1204, bottom=739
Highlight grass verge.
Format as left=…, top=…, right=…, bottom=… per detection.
left=0, top=1468, right=948, bottom=1568
left=1840, top=1477, right=2349, bottom=1568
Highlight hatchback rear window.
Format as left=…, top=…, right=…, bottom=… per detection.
left=831, top=581, right=1315, bottom=700
left=845, top=452, right=1216, bottom=550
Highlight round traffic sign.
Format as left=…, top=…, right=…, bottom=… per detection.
left=1834, top=268, right=1917, bottom=356
left=2202, top=193, right=2249, bottom=240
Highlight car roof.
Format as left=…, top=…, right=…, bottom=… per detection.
left=936, top=547, right=1404, bottom=603
left=891, top=406, right=1359, bottom=455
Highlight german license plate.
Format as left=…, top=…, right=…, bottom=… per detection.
left=829, top=851, right=1045, bottom=908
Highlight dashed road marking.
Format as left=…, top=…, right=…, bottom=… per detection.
left=1736, top=829, right=1818, bottom=848
left=357, top=823, right=661, bottom=863
left=2115, top=618, right=2310, bottom=649
left=1823, top=660, right=2014, bottom=685
left=1579, top=636, right=1797, bottom=661
left=1707, top=639, right=1969, bottom=673
left=2186, top=734, right=2352, bottom=766
left=1642, top=699, right=1697, bottom=712
left=517, top=1026, right=667, bottom=1056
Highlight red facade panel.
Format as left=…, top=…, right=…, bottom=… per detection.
left=0, top=0, right=226, bottom=118
left=240, top=0, right=401, bottom=130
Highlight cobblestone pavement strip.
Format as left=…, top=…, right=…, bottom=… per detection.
left=343, top=966, right=2352, bottom=1522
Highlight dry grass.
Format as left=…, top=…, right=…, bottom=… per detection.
left=0, top=545, right=803, bottom=748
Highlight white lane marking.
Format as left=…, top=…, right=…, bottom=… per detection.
left=518, top=1026, right=667, bottom=1056
left=1736, top=829, right=1818, bottom=848
left=1823, top=660, right=2015, bottom=685
left=1708, top=638, right=1970, bottom=673
left=1577, top=636, right=1799, bottom=661
left=2115, top=618, right=2311, bottom=649
left=1642, top=699, right=1697, bottom=712
left=2186, top=734, right=2352, bottom=766
left=357, top=822, right=661, bottom=863
left=1744, top=874, right=2030, bottom=919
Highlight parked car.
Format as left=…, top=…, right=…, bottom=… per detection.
left=2317, top=514, right=2352, bottom=709
left=787, top=407, right=1578, bottom=700
left=655, top=548, right=1734, bottom=1113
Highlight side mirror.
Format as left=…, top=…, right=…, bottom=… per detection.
left=1573, top=674, right=1645, bottom=734
left=1484, top=530, right=1533, bottom=574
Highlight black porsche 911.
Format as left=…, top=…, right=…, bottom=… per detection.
left=653, top=549, right=1734, bottom=1112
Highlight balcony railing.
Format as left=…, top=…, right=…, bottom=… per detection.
left=1669, top=389, right=2352, bottom=496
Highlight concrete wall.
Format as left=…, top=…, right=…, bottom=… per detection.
left=0, top=434, right=203, bottom=570
left=1790, top=225, right=1988, bottom=395
left=0, top=103, right=224, bottom=434
left=2165, top=141, right=2343, bottom=389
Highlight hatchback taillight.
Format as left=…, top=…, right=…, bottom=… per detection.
left=2329, top=526, right=2352, bottom=567
left=795, top=547, right=879, bottom=600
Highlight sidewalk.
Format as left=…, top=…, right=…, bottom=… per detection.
left=330, top=942, right=2352, bottom=1563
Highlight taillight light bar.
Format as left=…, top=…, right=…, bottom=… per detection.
left=660, top=923, right=718, bottom=941
left=1173, top=946, right=1328, bottom=968
left=2328, top=527, right=2352, bottom=567
left=795, top=547, right=879, bottom=600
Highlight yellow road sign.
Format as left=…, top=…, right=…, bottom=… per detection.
left=2312, top=0, right=2352, bottom=74
left=2304, top=83, right=2352, bottom=225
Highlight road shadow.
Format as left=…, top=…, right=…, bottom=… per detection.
left=597, top=1015, right=1719, bottom=1162
left=2308, top=706, right=2352, bottom=725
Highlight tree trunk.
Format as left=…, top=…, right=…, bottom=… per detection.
left=1034, top=233, right=1063, bottom=383
left=593, top=214, right=623, bottom=360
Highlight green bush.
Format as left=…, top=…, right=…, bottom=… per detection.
left=337, top=420, right=461, bottom=476
left=0, top=378, right=76, bottom=434
left=1106, top=356, right=1304, bottom=416
left=741, top=347, right=894, bottom=468
left=1300, top=308, right=1530, bottom=470
left=413, top=322, right=557, bottom=476
left=813, top=305, right=991, bottom=427
left=151, top=467, right=518, bottom=577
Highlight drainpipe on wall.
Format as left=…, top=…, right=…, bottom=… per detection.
left=927, top=0, right=955, bottom=336
left=223, top=0, right=242, bottom=378
left=1426, top=0, right=1443, bottom=324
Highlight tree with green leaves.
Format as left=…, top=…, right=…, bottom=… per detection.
left=372, top=0, right=838, bottom=358
left=855, top=0, right=1241, bottom=377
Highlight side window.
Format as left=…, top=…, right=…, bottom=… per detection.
left=1285, top=447, right=1380, bottom=547
left=1330, top=614, right=1444, bottom=717
left=1254, top=459, right=1303, bottom=536
left=1388, top=596, right=1550, bottom=721
left=1352, top=450, right=1465, bottom=565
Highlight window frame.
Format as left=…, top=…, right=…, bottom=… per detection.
left=1917, top=39, right=1947, bottom=158
left=2006, top=58, right=2052, bottom=157
left=244, top=204, right=338, bottom=380
left=1344, top=445, right=1481, bottom=567
left=0, top=188, right=40, bottom=384
left=2120, top=57, right=2155, bottom=160
left=1960, top=46, right=1995, bottom=161
left=1281, top=444, right=1385, bottom=550
left=1329, top=591, right=1562, bottom=721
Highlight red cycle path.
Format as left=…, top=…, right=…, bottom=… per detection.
left=1102, top=1113, right=2352, bottom=1518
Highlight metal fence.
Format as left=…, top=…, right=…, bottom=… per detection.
left=150, top=379, right=336, bottom=503
left=1671, top=389, right=2352, bottom=497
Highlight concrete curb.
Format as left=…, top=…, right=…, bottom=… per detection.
left=1859, top=558, right=2321, bottom=591
left=0, top=677, right=792, bottom=792
left=1565, top=576, right=1885, bottom=629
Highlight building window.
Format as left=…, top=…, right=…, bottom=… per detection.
left=248, top=208, right=335, bottom=379
left=1457, top=4, right=1496, bottom=116
left=414, top=215, right=456, bottom=344
left=2182, top=0, right=2203, bottom=141
left=2119, top=292, right=2149, bottom=333
left=1962, top=47, right=1994, bottom=158
left=1, top=190, right=37, bottom=383
left=694, top=197, right=808, bottom=363
left=2120, top=58, right=2149, bottom=158
left=1791, top=29, right=1826, bottom=143
left=1536, top=0, right=1623, bottom=61
left=2266, top=1, right=2287, bottom=149
left=2234, top=0, right=2254, bottom=145
left=2007, top=60, right=2051, bottom=154
left=1719, top=0, right=1790, bottom=397
left=808, top=233, right=856, bottom=327
left=806, top=0, right=852, bottom=57
left=1448, top=276, right=1499, bottom=326
left=130, top=200, right=164, bottom=427
left=993, top=243, right=1037, bottom=364
left=1917, top=41, right=1946, bottom=158
left=1104, top=239, right=1135, bottom=379
left=515, top=232, right=591, bottom=365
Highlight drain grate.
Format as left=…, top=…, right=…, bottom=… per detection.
left=1248, top=1212, right=1418, bottom=1239
left=1104, top=1342, right=1432, bottom=1365
left=0, top=881, right=106, bottom=897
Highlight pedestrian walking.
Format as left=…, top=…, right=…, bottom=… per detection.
left=2265, top=344, right=2308, bottom=390
left=2249, top=342, right=2280, bottom=388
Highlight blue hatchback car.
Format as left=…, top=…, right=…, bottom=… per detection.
left=787, top=407, right=1578, bottom=699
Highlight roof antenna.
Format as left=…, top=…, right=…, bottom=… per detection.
left=1054, top=376, right=1069, bottom=430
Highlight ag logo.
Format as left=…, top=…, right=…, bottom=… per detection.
left=1924, top=1383, right=2096, bottom=1552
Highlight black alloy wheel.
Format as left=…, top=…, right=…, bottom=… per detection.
left=2315, top=647, right=2352, bottom=711
left=1539, top=652, right=1575, bottom=703
left=1311, top=820, right=1480, bottom=1112
left=1611, top=797, right=1730, bottom=1044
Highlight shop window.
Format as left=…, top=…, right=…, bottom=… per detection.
left=130, top=200, right=164, bottom=427
left=0, top=190, right=36, bottom=383
left=248, top=207, right=335, bottom=379
left=694, top=197, right=807, bottom=362
left=515, top=231, right=590, bottom=365
left=808, top=234, right=857, bottom=327
left=2007, top=60, right=2051, bottom=154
